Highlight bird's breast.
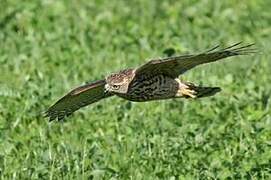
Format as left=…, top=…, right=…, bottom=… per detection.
left=117, top=75, right=179, bottom=101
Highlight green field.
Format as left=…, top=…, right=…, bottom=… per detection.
left=0, top=0, right=271, bottom=179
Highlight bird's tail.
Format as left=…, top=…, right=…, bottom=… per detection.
left=181, top=82, right=221, bottom=98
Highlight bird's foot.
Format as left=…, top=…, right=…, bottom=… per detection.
left=177, top=82, right=197, bottom=98
left=181, top=88, right=197, bottom=98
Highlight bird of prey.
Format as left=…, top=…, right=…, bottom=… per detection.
left=45, top=42, right=255, bottom=121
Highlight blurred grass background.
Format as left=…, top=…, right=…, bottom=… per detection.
left=0, top=0, right=270, bottom=179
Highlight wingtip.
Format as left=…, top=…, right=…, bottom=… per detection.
left=43, top=110, right=50, bottom=119
left=220, top=42, right=257, bottom=55
left=205, top=42, right=256, bottom=54
left=45, top=109, right=70, bottom=122
left=43, top=109, right=57, bottom=122
left=206, top=44, right=220, bottom=53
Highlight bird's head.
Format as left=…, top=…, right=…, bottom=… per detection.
left=105, top=69, right=135, bottom=94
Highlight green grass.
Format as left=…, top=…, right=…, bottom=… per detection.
left=0, top=0, right=271, bottom=179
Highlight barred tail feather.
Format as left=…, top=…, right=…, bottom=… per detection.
left=184, top=83, right=221, bottom=98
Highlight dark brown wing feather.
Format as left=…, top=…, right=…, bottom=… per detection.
left=45, top=80, right=113, bottom=121
left=135, top=42, right=256, bottom=78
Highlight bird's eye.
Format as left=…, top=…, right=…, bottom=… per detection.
left=112, top=85, right=120, bottom=90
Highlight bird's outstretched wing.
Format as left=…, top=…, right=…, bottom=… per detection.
left=45, top=80, right=113, bottom=121
left=135, top=42, right=256, bottom=78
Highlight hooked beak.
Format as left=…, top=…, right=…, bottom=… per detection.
left=104, top=84, right=110, bottom=93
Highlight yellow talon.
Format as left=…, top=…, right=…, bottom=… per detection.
left=181, top=88, right=197, bottom=98
left=176, top=80, right=197, bottom=98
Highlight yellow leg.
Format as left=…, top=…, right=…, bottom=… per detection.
left=176, top=79, right=197, bottom=98
left=178, top=87, right=197, bottom=98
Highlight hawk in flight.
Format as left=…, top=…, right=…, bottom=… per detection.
left=45, top=42, right=255, bottom=121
